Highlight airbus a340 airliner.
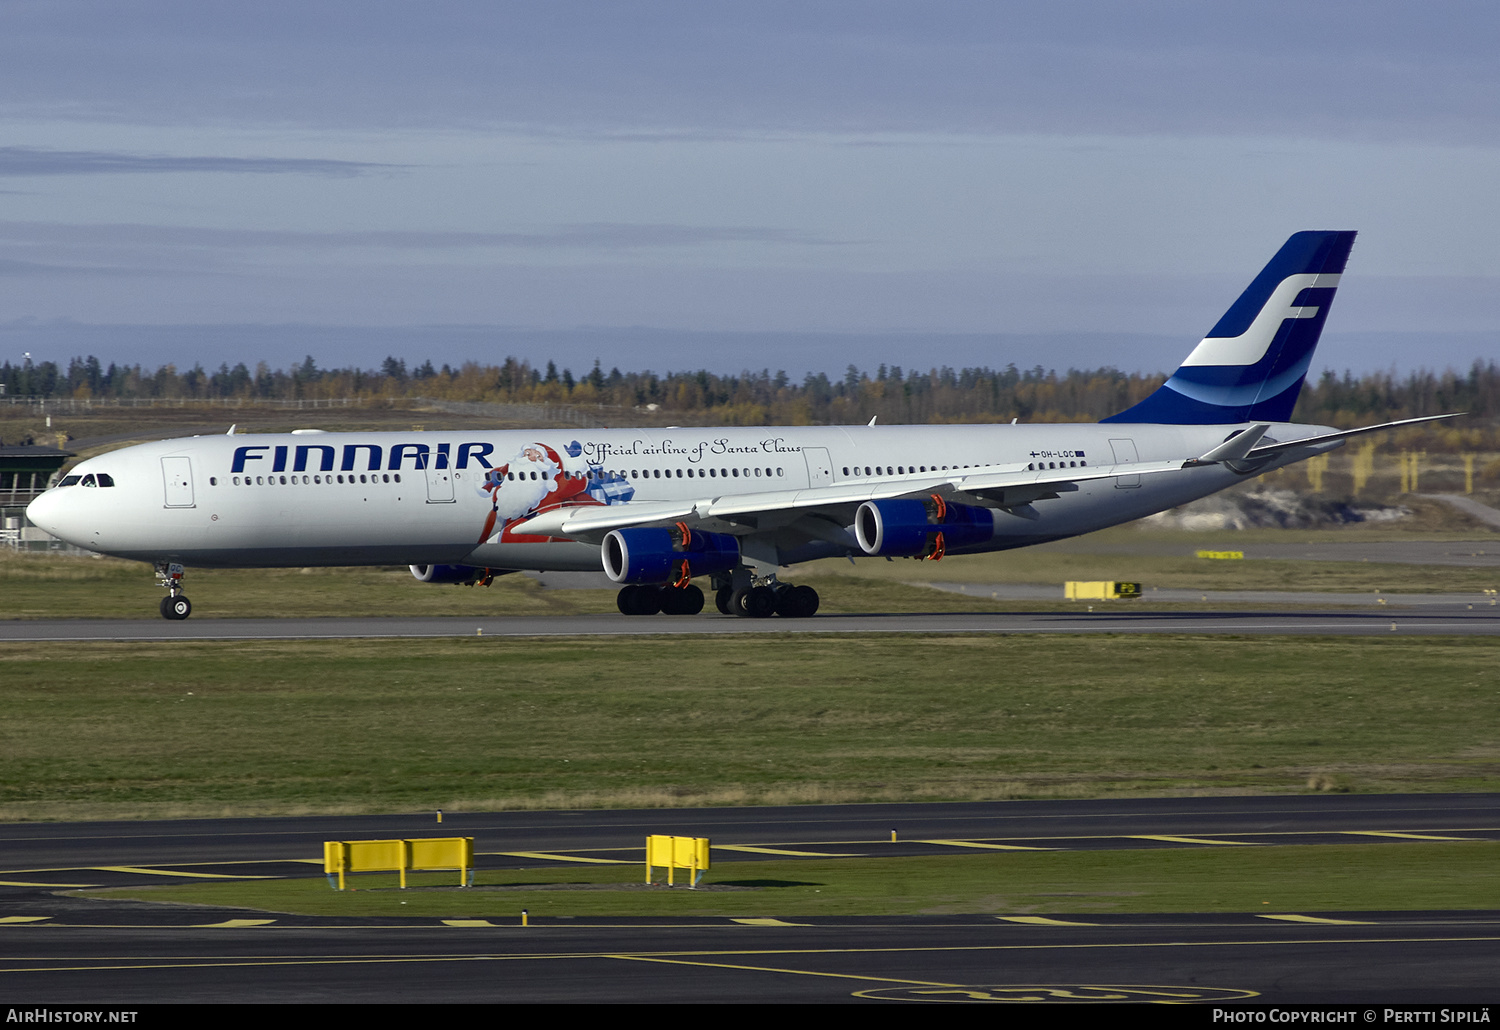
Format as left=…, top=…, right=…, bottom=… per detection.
left=26, top=231, right=1451, bottom=619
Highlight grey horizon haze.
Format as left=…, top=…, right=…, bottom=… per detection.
left=1, top=2, right=1496, bottom=380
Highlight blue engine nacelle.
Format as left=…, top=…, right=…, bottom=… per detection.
left=409, top=564, right=488, bottom=585
left=854, top=496, right=994, bottom=558
left=602, top=524, right=740, bottom=584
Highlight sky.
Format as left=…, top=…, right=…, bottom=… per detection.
left=0, top=1, right=1497, bottom=380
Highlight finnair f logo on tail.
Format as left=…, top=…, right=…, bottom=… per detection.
left=1180, top=273, right=1341, bottom=368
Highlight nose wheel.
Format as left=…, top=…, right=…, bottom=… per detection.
left=154, top=561, right=192, bottom=619
left=160, top=595, right=192, bottom=620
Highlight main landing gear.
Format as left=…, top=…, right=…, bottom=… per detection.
left=714, top=582, right=819, bottom=619
left=615, top=571, right=818, bottom=618
left=155, top=560, right=192, bottom=620
left=616, top=582, right=705, bottom=616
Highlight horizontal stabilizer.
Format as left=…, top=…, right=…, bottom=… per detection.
left=1246, top=413, right=1462, bottom=458
left=1185, top=424, right=1271, bottom=466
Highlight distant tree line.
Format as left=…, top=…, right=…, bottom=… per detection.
left=3, top=354, right=1498, bottom=438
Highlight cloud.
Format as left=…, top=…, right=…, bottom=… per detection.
left=1, top=2, right=1496, bottom=144
left=0, top=257, right=171, bottom=276
left=505, top=224, right=848, bottom=248
left=0, top=147, right=396, bottom=177
left=0, top=221, right=846, bottom=251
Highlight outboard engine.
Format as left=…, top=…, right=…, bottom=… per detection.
left=409, top=564, right=492, bottom=585
left=602, top=523, right=740, bottom=585
left=854, top=495, right=994, bottom=560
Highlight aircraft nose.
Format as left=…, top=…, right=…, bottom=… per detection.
left=25, top=488, right=80, bottom=545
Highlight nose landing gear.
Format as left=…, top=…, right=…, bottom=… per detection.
left=160, top=594, right=192, bottom=620
left=155, top=561, right=192, bottom=620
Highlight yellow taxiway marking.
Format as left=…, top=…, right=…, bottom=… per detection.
left=715, top=827, right=1500, bottom=852
left=192, top=919, right=276, bottom=928
left=93, top=866, right=277, bottom=879
left=442, top=920, right=496, bottom=927
left=495, top=852, right=631, bottom=864
left=610, top=953, right=960, bottom=988
left=714, top=845, right=862, bottom=858
left=716, top=827, right=1500, bottom=848
left=731, top=918, right=810, bottom=927
left=0, top=917, right=52, bottom=924
left=1343, top=831, right=1479, bottom=842
left=997, top=916, right=1099, bottom=926
left=6, top=826, right=1492, bottom=883
left=921, top=839, right=1053, bottom=851
left=1259, top=915, right=1374, bottom=925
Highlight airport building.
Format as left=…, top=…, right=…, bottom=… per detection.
left=1, top=441, right=75, bottom=548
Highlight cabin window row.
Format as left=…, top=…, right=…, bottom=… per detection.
left=837, top=461, right=1088, bottom=476
left=841, top=464, right=974, bottom=477
left=225, top=473, right=403, bottom=486
left=598, top=467, right=784, bottom=480
left=220, top=466, right=790, bottom=487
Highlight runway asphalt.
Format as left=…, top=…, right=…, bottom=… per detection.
left=5, top=606, right=1500, bottom=641
left=5, top=911, right=1497, bottom=1004
left=6, top=794, right=1500, bottom=868
left=2, top=796, right=1498, bottom=1003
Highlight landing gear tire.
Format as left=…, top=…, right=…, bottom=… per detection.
left=715, top=587, right=734, bottom=615
left=733, top=585, right=777, bottom=618
left=775, top=584, right=820, bottom=618
left=660, top=583, right=705, bottom=616
left=617, top=584, right=664, bottom=616
left=160, top=595, right=192, bottom=620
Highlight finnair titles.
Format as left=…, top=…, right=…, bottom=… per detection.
left=27, top=231, right=1453, bottom=619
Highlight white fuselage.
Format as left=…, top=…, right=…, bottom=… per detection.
left=26, top=420, right=1331, bottom=572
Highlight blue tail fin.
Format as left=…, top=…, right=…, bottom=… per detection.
left=1102, top=230, right=1356, bottom=424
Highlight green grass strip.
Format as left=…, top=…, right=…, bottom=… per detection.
left=90, top=841, right=1500, bottom=918
left=2, top=635, right=1499, bottom=820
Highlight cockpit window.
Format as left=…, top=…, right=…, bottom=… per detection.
left=58, top=475, right=81, bottom=487
left=81, top=474, right=97, bottom=487
left=96, top=473, right=115, bottom=487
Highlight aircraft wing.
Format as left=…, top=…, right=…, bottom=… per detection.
left=509, top=413, right=1458, bottom=544
left=514, top=500, right=700, bottom=538
left=510, top=457, right=1191, bottom=542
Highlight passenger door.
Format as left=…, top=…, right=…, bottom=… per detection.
left=161, top=457, right=195, bottom=507
left=1108, top=438, right=1140, bottom=489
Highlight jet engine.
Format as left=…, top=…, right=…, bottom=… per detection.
left=602, top=523, right=740, bottom=584
left=854, top=496, right=994, bottom=559
left=409, top=564, right=490, bottom=585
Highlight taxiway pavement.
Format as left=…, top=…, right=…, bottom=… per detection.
left=2, top=796, right=1498, bottom=1003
